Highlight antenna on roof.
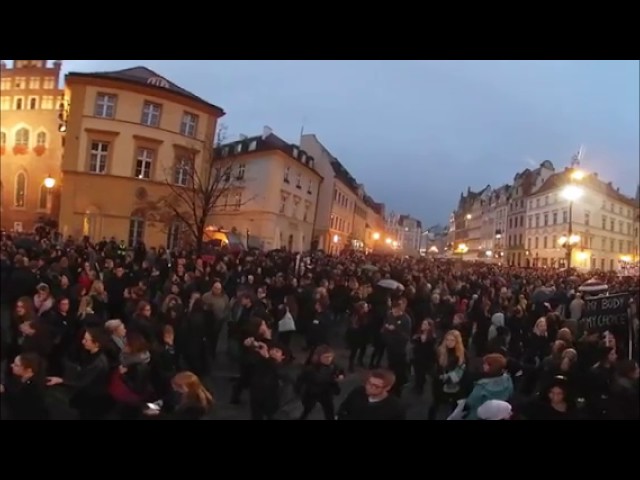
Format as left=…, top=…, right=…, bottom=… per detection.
left=300, top=116, right=307, bottom=140
left=571, top=145, right=585, bottom=167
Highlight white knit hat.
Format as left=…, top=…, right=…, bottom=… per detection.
left=477, top=400, right=512, bottom=420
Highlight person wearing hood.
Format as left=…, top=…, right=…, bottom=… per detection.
left=488, top=312, right=505, bottom=342
left=464, top=353, right=514, bottom=420
left=477, top=400, right=513, bottom=420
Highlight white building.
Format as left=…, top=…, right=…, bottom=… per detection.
left=525, top=168, right=638, bottom=271
left=386, top=212, right=423, bottom=254
left=213, top=127, right=322, bottom=251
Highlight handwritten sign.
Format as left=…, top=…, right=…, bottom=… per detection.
left=579, top=293, right=630, bottom=333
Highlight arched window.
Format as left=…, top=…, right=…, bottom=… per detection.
left=0, top=131, right=6, bottom=147
left=14, top=172, right=26, bottom=207
left=38, top=184, right=48, bottom=210
left=36, top=131, right=47, bottom=146
left=14, top=128, right=30, bottom=147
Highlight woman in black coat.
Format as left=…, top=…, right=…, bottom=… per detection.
left=179, top=297, right=210, bottom=377
left=46, top=327, right=113, bottom=420
left=143, top=371, right=213, bottom=420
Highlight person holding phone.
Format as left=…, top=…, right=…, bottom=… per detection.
left=143, top=371, right=213, bottom=420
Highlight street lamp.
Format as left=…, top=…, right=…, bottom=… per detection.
left=44, top=176, right=56, bottom=189
left=372, top=232, right=380, bottom=241
left=560, top=183, right=583, bottom=269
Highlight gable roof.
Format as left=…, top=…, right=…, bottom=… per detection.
left=534, top=169, right=637, bottom=208
left=67, top=66, right=224, bottom=115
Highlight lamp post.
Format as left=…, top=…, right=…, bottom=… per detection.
left=44, top=175, right=56, bottom=213
left=559, top=171, right=585, bottom=269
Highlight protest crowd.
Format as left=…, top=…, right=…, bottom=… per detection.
left=1, top=229, right=638, bottom=421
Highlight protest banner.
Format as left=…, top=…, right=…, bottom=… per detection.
left=579, top=293, right=633, bottom=358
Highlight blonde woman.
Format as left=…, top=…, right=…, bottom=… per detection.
left=144, top=371, right=214, bottom=420
left=428, top=330, right=467, bottom=420
left=89, top=280, right=109, bottom=321
left=77, top=295, right=102, bottom=328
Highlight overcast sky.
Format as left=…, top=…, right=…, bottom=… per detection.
left=62, top=60, right=639, bottom=225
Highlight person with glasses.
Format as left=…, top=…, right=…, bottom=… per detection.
left=337, top=369, right=405, bottom=420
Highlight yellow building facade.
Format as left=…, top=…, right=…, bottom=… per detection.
left=0, top=60, right=65, bottom=231
left=58, top=67, right=224, bottom=247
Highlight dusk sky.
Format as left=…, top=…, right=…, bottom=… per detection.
left=63, top=60, right=639, bottom=226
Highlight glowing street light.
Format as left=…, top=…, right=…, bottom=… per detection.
left=560, top=174, right=585, bottom=269
left=372, top=232, right=380, bottom=241
left=44, top=176, right=56, bottom=189
left=385, top=238, right=392, bottom=245
left=332, top=234, right=340, bottom=244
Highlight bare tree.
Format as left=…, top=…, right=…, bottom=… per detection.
left=142, top=123, right=250, bottom=251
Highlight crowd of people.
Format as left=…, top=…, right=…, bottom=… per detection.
left=0, top=230, right=638, bottom=420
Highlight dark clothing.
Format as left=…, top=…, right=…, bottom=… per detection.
left=1, top=377, right=50, bottom=420
left=337, top=386, right=405, bottom=420
left=65, top=350, right=112, bottom=420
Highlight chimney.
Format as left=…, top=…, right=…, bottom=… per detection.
left=262, top=126, right=273, bottom=139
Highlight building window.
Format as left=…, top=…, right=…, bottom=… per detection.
left=237, top=164, right=246, bottom=180
left=535, top=214, right=540, bottom=228
left=0, top=78, right=10, bottom=90
left=562, top=210, right=568, bottom=223
left=610, top=219, right=614, bottom=231
left=94, top=93, right=116, bottom=118
left=43, top=77, right=55, bottom=89
left=280, top=194, right=287, bottom=214
left=141, top=102, right=162, bottom=127
left=29, top=97, right=38, bottom=109
left=602, top=215, right=607, bottom=230
left=14, top=172, right=26, bottom=207
left=307, top=180, right=313, bottom=194
left=29, top=77, right=40, bottom=89
left=180, top=112, right=198, bottom=137
left=303, top=203, right=310, bottom=222
left=14, top=128, right=29, bottom=147
left=543, top=213, right=548, bottom=226
left=248, top=140, right=257, bottom=151
left=543, top=236, right=548, bottom=249
left=0, top=131, right=6, bottom=148
left=36, top=131, right=46, bottom=146
left=0, top=97, right=10, bottom=110
left=14, top=97, right=23, bottom=110
left=534, top=237, right=539, bottom=249
left=527, top=216, right=532, bottom=228
left=14, top=77, right=26, bottom=89
left=173, top=158, right=190, bottom=186
left=283, top=167, right=290, bottom=183
left=295, top=173, right=302, bottom=188
left=584, top=211, right=590, bottom=226
left=89, top=141, right=109, bottom=174
left=618, top=220, right=623, bottom=234
left=167, top=222, right=181, bottom=250
left=38, top=184, right=48, bottom=210
left=41, top=96, right=54, bottom=110
left=128, top=217, right=145, bottom=247
left=135, top=148, right=154, bottom=179
left=234, top=193, right=242, bottom=210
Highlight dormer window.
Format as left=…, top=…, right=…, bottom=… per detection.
left=235, top=143, right=242, bottom=153
left=296, top=173, right=302, bottom=189
left=284, top=166, right=290, bottom=183
left=221, top=147, right=229, bottom=157
left=248, top=140, right=257, bottom=151
left=300, top=153, right=306, bottom=164
left=292, top=147, right=299, bottom=158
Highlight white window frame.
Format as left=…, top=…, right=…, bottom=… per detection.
left=141, top=101, right=162, bottom=127
left=283, top=166, right=290, bottom=182
left=237, top=163, right=246, bottom=180
left=234, top=193, right=242, bottom=210
left=14, top=97, right=24, bottom=110
left=28, top=96, right=38, bottom=110
left=135, top=148, right=154, bottom=179
left=14, top=128, right=30, bottom=147
left=89, top=141, right=109, bottom=174
left=29, top=77, right=40, bottom=89
left=174, top=158, right=190, bottom=186
left=14, top=77, right=26, bottom=89
left=0, top=97, right=10, bottom=111
left=0, top=78, right=11, bottom=90
left=38, top=184, right=48, bottom=210
left=41, top=96, right=54, bottom=110
left=14, top=172, right=27, bottom=208
left=94, top=93, right=116, bottom=118
left=43, top=77, right=55, bottom=89
left=180, top=112, right=198, bottom=137
left=36, top=131, right=47, bottom=147
left=128, top=218, right=145, bottom=247
left=167, top=222, right=182, bottom=250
